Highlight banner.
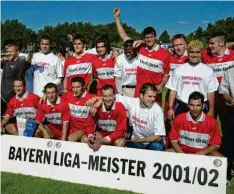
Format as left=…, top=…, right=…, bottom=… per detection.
left=16, top=118, right=37, bottom=137
left=1, top=135, right=227, bottom=194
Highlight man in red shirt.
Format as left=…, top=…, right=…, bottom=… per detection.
left=201, top=32, right=234, bottom=155
left=92, top=36, right=117, bottom=96
left=63, top=76, right=96, bottom=142
left=1, top=78, right=39, bottom=135
left=63, top=34, right=97, bottom=92
left=113, top=8, right=170, bottom=106
left=87, top=84, right=127, bottom=150
left=36, top=83, right=70, bottom=140
left=168, top=91, right=222, bottom=156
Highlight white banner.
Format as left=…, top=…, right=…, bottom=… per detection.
left=1, top=135, right=227, bottom=194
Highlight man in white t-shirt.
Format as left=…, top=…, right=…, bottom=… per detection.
left=166, top=40, right=219, bottom=120
left=86, top=83, right=165, bottom=151
left=114, top=39, right=138, bottom=97
left=31, top=35, right=63, bottom=97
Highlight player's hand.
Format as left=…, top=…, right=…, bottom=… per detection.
left=167, top=109, right=175, bottom=120
left=113, top=8, right=120, bottom=18
left=85, top=97, right=99, bottom=106
left=87, top=135, right=95, bottom=149
left=133, top=40, right=144, bottom=48
left=39, top=95, right=47, bottom=104
left=89, top=107, right=97, bottom=117
left=194, top=151, right=205, bottom=155
left=126, top=137, right=140, bottom=143
left=1, top=125, right=6, bottom=134
left=92, top=139, right=102, bottom=151
left=156, top=84, right=163, bottom=94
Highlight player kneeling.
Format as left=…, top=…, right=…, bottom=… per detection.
left=36, top=83, right=70, bottom=140
left=85, top=85, right=127, bottom=150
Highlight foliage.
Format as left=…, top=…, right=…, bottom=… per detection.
left=159, top=30, right=170, bottom=43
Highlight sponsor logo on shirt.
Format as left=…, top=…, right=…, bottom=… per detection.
left=66, top=63, right=92, bottom=77
left=96, top=68, right=115, bottom=79
left=44, top=113, right=62, bottom=124
left=139, top=54, right=163, bottom=73
left=14, top=107, right=37, bottom=119
left=208, top=61, right=234, bottom=77
left=69, top=103, right=90, bottom=118
left=98, top=119, right=117, bottom=132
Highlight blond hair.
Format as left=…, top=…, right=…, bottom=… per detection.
left=187, top=40, right=204, bottom=52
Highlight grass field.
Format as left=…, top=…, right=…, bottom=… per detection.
left=1, top=172, right=234, bottom=194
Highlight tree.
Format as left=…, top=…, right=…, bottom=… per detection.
left=159, top=30, right=170, bottom=43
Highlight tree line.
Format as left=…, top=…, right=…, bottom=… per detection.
left=1, top=17, right=234, bottom=50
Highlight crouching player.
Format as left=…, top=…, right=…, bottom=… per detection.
left=36, top=83, right=70, bottom=140
left=1, top=78, right=39, bottom=135
left=87, top=84, right=127, bottom=150
left=168, top=91, right=222, bottom=156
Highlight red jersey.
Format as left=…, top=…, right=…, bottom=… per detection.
left=169, top=53, right=188, bottom=75
left=36, top=97, right=70, bottom=131
left=93, top=53, right=116, bottom=94
left=169, top=112, right=222, bottom=153
left=62, top=90, right=95, bottom=136
left=64, top=53, right=98, bottom=91
left=201, top=49, right=234, bottom=83
left=135, top=45, right=171, bottom=97
left=5, top=92, right=39, bottom=119
left=97, top=102, right=127, bottom=142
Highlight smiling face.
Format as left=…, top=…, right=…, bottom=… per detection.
left=45, top=87, right=58, bottom=104
left=73, top=39, right=85, bottom=55
left=208, top=37, right=224, bottom=55
left=14, top=80, right=25, bottom=97
left=188, top=47, right=202, bottom=65
left=96, top=42, right=108, bottom=57
left=140, top=89, right=156, bottom=107
left=102, top=88, right=115, bottom=109
left=172, top=38, right=187, bottom=57
left=144, top=33, right=157, bottom=49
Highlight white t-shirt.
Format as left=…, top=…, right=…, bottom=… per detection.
left=114, top=54, right=138, bottom=86
left=165, top=62, right=219, bottom=103
left=116, top=94, right=166, bottom=138
left=31, top=52, right=63, bottom=97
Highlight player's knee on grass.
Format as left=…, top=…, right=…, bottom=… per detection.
left=114, top=138, right=125, bottom=147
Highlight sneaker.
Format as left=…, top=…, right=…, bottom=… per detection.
left=226, top=180, right=231, bottom=187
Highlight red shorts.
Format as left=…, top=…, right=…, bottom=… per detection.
left=47, top=124, right=62, bottom=139
left=69, top=127, right=86, bottom=136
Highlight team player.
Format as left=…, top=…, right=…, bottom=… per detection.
left=86, top=83, right=166, bottom=151
left=36, top=83, right=70, bottom=140
left=63, top=34, right=97, bottom=92
left=1, top=78, right=39, bottom=135
left=63, top=77, right=96, bottom=142
left=201, top=32, right=234, bottom=155
left=114, top=39, right=138, bottom=97
left=219, top=67, right=234, bottom=184
left=31, top=35, right=63, bottom=97
left=113, top=8, right=170, bottom=106
left=92, top=36, right=117, bottom=96
left=166, top=40, right=219, bottom=119
left=168, top=91, right=222, bottom=156
left=87, top=85, right=127, bottom=150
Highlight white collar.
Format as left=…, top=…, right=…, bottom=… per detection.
left=146, top=44, right=160, bottom=52
left=16, top=91, right=28, bottom=100
left=102, top=101, right=116, bottom=112
left=186, top=111, right=205, bottom=123
left=46, top=96, right=61, bottom=106
left=73, top=90, right=87, bottom=98
left=215, top=48, right=230, bottom=58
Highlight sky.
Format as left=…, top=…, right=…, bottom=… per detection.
left=1, top=1, right=234, bottom=37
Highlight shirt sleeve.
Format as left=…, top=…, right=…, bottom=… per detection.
left=107, top=104, right=127, bottom=142
left=56, top=58, right=64, bottom=78
left=169, top=117, right=180, bottom=141
left=114, top=58, right=123, bottom=78
left=35, top=104, right=45, bottom=123
left=165, top=69, right=179, bottom=91
left=115, top=94, right=134, bottom=111
left=208, top=119, right=222, bottom=146
left=206, top=71, right=219, bottom=93
left=219, top=70, right=230, bottom=94
left=33, top=94, right=40, bottom=109
left=152, top=106, right=166, bottom=136
left=4, top=98, right=15, bottom=117
left=61, top=102, right=70, bottom=123
left=163, top=53, right=171, bottom=75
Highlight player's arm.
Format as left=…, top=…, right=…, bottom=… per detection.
left=226, top=42, right=234, bottom=49
left=207, top=92, right=215, bottom=117
left=1, top=115, right=11, bottom=133
left=171, top=141, right=184, bottom=153
left=61, top=122, right=69, bottom=141
left=195, top=145, right=219, bottom=155
left=37, top=123, right=51, bottom=139
left=113, top=8, right=131, bottom=42
left=167, top=90, right=177, bottom=120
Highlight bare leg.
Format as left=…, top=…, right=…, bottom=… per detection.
left=5, top=124, right=18, bottom=135
left=68, top=130, right=85, bottom=142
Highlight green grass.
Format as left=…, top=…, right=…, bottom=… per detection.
left=1, top=172, right=234, bottom=194
left=1, top=172, right=136, bottom=194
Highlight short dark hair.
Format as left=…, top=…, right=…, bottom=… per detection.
left=171, top=34, right=187, bottom=43
left=71, top=76, right=85, bottom=87
left=142, top=27, right=156, bottom=37
left=188, top=91, right=204, bottom=104
left=123, top=39, right=134, bottom=47
left=96, top=36, right=111, bottom=53
left=73, top=34, right=86, bottom=44
left=140, top=83, right=157, bottom=95
left=40, top=35, right=51, bottom=43
left=209, top=32, right=227, bottom=44
left=101, top=84, right=115, bottom=95
left=44, top=83, right=58, bottom=93
left=14, top=77, right=26, bottom=86
left=4, top=39, right=17, bottom=47
left=54, top=46, right=66, bottom=57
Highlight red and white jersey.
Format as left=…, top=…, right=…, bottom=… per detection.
left=64, top=53, right=98, bottom=91
left=62, top=90, right=95, bottom=135
left=137, top=45, right=171, bottom=86
left=169, top=52, right=188, bottom=75
left=202, top=49, right=234, bottom=83
left=5, top=92, right=39, bottom=119
left=93, top=53, right=116, bottom=90
left=169, top=112, right=222, bottom=153
left=36, top=97, right=70, bottom=131
left=31, top=52, right=63, bottom=97
left=166, top=62, right=219, bottom=103
left=114, top=53, right=138, bottom=86
left=116, top=94, right=165, bottom=138
left=97, top=102, right=127, bottom=142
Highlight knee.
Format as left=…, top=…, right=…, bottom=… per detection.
left=149, top=141, right=164, bottom=151
left=67, top=135, right=77, bottom=142
left=81, top=135, right=88, bottom=143
left=114, top=138, right=125, bottom=147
